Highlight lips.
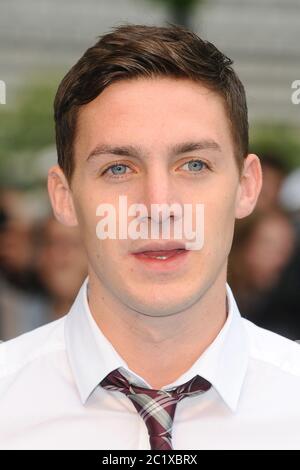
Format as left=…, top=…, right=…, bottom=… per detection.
left=131, top=242, right=189, bottom=271
left=132, top=241, right=186, bottom=254
left=138, top=249, right=185, bottom=259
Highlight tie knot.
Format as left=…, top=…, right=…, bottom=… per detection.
left=100, top=368, right=211, bottom=393
left=100, top=368, right=211, bottom=450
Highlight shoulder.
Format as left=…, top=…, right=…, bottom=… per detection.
left=242, top=317, right=300, bottom=377
left=0, top=316, right=66, bottom=380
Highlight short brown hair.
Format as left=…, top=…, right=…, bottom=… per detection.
left=54, top=23, right=248, bottom=181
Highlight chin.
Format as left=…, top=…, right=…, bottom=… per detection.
left=125, top=289, right=198, bottom=317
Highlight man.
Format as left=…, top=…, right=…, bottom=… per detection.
left=0, top=24, right=300, bottom=450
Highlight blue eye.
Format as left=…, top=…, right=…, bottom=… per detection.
left=103, top=163, right=132, bottom=177
left=181, top=159, right=207, bottom=172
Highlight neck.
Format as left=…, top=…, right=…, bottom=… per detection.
left=88, top=269, right=228, bottom=389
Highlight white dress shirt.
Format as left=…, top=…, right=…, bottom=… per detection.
left=0, top=277, right=300, bottom=450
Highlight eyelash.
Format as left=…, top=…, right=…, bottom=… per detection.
left=100, top=158, right=209, bottom=179
left=101, top=161, right=134, bottom=180
left=179, top=159, right=209, bottom=174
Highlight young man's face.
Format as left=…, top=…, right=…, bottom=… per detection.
left=49, top=77, right=261, bottom=317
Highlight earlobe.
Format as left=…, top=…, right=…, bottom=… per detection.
left=47, top=165, right=78, bottom=227
left=235, top=154, right=263, bottom=220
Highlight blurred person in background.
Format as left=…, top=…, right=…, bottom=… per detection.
left=0, top=197, right=46, bottom=340
left=0, top=219, right=36, bottom=290
left=258, top=167, right=300, bottom=339
left=229, top=209, right=298, bottom=338
left=35, top=216, right=87, bottom=320
left=0, top=197, right=87, bottom=339
left=0, top=196, right=46, bottom=340
left=0, top=188, right=39, bottom=293
left=230, top=158, right=300, bottom=340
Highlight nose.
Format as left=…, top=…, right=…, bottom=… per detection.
left=140, top=165, right=182, bottom=225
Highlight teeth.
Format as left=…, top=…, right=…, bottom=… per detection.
left=154, top=256, right=168, bottom=260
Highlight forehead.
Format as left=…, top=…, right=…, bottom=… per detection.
left=75, top=77, right=233, bottom=156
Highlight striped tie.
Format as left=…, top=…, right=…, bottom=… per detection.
left=100, top=368, right=211, bottom=450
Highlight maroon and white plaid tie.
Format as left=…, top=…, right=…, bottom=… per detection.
left=100, top=368, right=211, bottom=450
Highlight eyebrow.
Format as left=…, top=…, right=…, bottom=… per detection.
left=86, top=139, right=222, bottom=161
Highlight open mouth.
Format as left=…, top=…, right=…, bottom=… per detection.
left=135, top=249, right=186, bottom=260
left=131, top=248, right=189, bottom=270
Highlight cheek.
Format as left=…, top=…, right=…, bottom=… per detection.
left=73, top=183, right=103, bottom=230
left=203, top=192, right=237, bottom=253
left=72, top=199, right=99, bottom=257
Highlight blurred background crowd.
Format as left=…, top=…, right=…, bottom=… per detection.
left=1, top=0, right=300, bottom=340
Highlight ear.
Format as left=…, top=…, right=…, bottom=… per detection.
left=235, top=154, right=263, bottom=219
left=47, top=165, right=78, bottom=226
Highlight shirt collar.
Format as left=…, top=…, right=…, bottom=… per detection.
left=65, top=277, right=249, bottom=412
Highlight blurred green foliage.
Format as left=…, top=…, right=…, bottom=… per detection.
left=0, top=76, right=58, bottom=187
left=250, top=124, right=300, bottom=171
